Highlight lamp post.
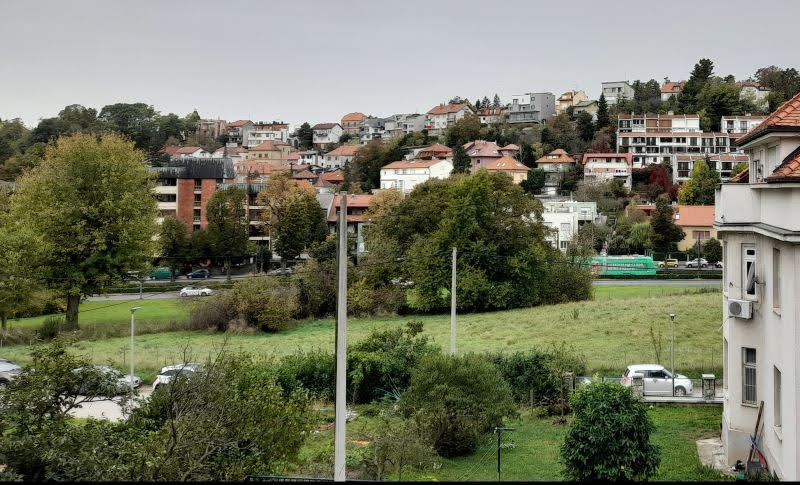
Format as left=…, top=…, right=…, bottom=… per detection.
left=130, top=307, right=141, bottom=392
left=670, top=313, right=676, bottom=397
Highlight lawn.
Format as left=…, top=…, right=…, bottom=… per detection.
left=0, top=286, right=724, bottom=378
left=293, top=405, right=727, bottom=481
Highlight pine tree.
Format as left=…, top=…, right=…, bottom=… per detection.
left=650, top=194, right=684, bottom=255
left=482, top=96, right=491, bottom=108
left=451, top=144, right=471, bottom=174
left=493, top=94, right=501, bottom=107
left=596, top=94, right=609, bottom=129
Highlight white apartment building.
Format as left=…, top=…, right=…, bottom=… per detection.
left=226, top=120, right=254, bottom=146
left=581, top=152, right=633, bottom=188
left=721, top=115, right=768, bottom=135
left=383, top=113, right=426, bottom=139
left=425, top=103, right=474, bottom=135
left=539, top=199, right=601, bottom=251
left=617, top=114, right=739, bottom=168
left=379, top=159, right=453, bottom=193
left=246, top=122, right=289, bottom=147
left=715, top=92, right=800, bottom=480
left=601, top=81, right=634, bottom=104
left=312, top=123, right=343, bottom=150
left=674, top=153, right=750, bottom=183
left=322, top=145, right=360, bottom=169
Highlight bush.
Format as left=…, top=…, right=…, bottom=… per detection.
left=37, top=315, right=63, bottom=341
left=232, top=278, right=299, bottom=331
left=488, top=347, right=586, bottom=405
left=561, top=381, right=660, bottom=481
left=292, top=258, right=338, bottom=318
left=275, top=350, right=336, bottom=400
left=401, top=353, right=516, bottom=457
left=188, top=292, right=237, bottom=331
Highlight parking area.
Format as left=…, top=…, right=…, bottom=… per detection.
left=68, top=385, right=153, bottom=421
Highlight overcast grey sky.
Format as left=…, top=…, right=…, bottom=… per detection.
left=1, top=0, right=798, bottom=129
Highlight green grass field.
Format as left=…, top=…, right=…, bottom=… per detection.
left=7, top=299, right=189, bottom=330
left=293, top=405, right=727, bottom=481
left=0, top=286, right=723, bottom=378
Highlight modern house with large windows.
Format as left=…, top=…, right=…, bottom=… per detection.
left=715, top=91, right=800, bottom=480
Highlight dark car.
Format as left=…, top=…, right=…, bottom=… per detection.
left=187, top=269, right=211, bottom=279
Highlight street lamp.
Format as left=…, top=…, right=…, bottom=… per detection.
left=670, top=313, right=676, bottom=397
left=130, top=306, right=141, bottom=392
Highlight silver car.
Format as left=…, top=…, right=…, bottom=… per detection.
left=0, top=361, right=22, bottom=387
left=621, top=364, right=694, bottom=396
left=152, top=363, right=202, bottom=390
left=73, top=365, right=141, bottom=395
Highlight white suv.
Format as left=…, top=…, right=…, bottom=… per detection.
left=621, top=364, right=693, bottom=396
left=152, top=363, right=202, bottom=390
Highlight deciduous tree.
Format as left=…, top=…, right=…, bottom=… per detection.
left=205, top=187, right=249, bottom=280
left=678, top=158, right=720, bottom=205
left=158, top=216, right=190, bottom=282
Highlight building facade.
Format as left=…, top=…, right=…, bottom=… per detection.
left=508, top=92, right=556, bottom=124
left=556, top=90, right=589, bottom=115
left=581, top=152, right=633, bottom=188
left=383, top=113, right=425, bottom=139
left=601, top=81, right=634, bottom=104
left=322, top=145, right=360, bottom=169
left=539, top=200, right=599, bottom=251
left=673, top=153, right=750, bottom=182
left=226, top=120, right=254, bottom=146
left=477, top=107, right=507, bottom=124
left=715, top=92, right=800, bottom=480
left=312, top=123, right=343, bottom=150
left=721, top=115, right=768, bottom=135
left=379, top=159, right=453, bottom=193
left=573, top=100, right=599, bottom=120
left=535, top=149, right=577, bottom=194
left=247, top=122, right=289, bottom=147
left=425, top=103, right=474, bottom=135
left=341, top=112, right=366, bottom=137
left=672, top=204, right=715, bottom=251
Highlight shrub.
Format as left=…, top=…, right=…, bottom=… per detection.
left=401, top=353, right=516, bottom=457
left=488, top=347, right=586, bottom=405
left=361, top=411, right=435, bottom=481
left=561, top=381, right=660, bottom=481
left=188, top=292, right=237, bottom=331
left=292, top=258, right=338, bottom=318
left=232, top=278, right=299, bottom=331
left=275, top=350, right=336, bottom=400
left=37, top=315, right=64, bottom=341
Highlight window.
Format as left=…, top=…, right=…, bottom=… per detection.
left=159, top=209, right=176, bottom=217
left=773, top=366, right=781, bottom=428
left=156, top=193, right=177, bottom=202
left=560, top=222, right=571, bottom=233
left=692, top=230, right=711, bottom=240
left=742, top=348, right=757, bottom=405
left=772, top=247, right=781, bottom=310
left=559, top=240, right=569, bottom=249
left=723, top=338, right=728, bottom=389
left=194, top=194, right=202, bottom=205
left=194, top=178, right=202, bottom=190
left=157, top=178, right=177, bottom=186
left=742, top=244, right=756, bottom=299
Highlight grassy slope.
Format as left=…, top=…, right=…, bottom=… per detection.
left=296, top=405, right=726, bottom=481
left=0, top=286, right=723, bottom=377
left=7, top=299, right=189, bottom=330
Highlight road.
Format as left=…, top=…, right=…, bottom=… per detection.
left=68, top=386, right=153, bottom=421
left=87, top=291, right=181, bottom=301
left=593, top=279, right=721, bottom=286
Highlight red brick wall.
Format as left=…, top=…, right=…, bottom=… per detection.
left=176, top=179, right=195, bottom=229
left=199, top=179, right=218, bottom=228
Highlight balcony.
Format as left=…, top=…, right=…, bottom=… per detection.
left=716, top=183, right=800, bottom=235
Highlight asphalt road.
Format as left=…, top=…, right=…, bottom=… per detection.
left=68, top=386, right=153, bottom=421
left=593, top=279, right=721, bottom=286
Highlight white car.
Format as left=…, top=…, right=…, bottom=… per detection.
left=152, top=363, right=202, bottom=390
left=179, top=286, right=213, bottom=297
left=686, top=258, right=709, bottom=268
left=621, top=364, right=694, bottom=396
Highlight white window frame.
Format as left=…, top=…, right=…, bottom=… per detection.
left=773, top=366, right=782, bottom=430
left=772, top=247, right=780, bottom=312
left=742, top=243, right=756, bottom=300
left=723, top=338, right=728, bottom=389
left=742, top=347, right=757, bottom=405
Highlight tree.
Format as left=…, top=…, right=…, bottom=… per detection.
left=9, top=133, right=157, bottom=330
left=97, top=103, right=160, bottom=151
left=697, top=83, right=741, bottom=131
left=576, top=111, right=595, bottom=141
left=257, top=172, right=326, bottom=269
left=205, top=187, right=249, bottom=280
left=482, top=95, right=491, bottom=107
left=730, top=162, right=748, bottom=178
left=679, top=58, right=715, bottom=114
left=296, top=122, right=313, bottom=150
left=678, top=158, right=720, bottom=205
left=444, top=115, right=481, bottom=148
left=650, top=194, right=684, bottom=255
left=703, top=238, right=722, bottom=264
left=596, top=94, right=609, bottom=129
left=561, top=381, right=661, bottom=481
left=626, top=222, right=653, bottom=254
left=0, top=196, right=41, bottom=330
left=518, top=142, right=535, bottom=167
left=493, top=94, right=501, bottom=107
left=755, top=66, right=800, bottom=110
left=541, top=113, right=582, bottom=154
left=157, top=216, right=190, bottom=282
left=451, top=144, right=471, bottom=174
left=520, top=168, right=545, bottom=194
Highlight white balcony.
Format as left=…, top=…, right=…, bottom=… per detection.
left=716, top=183, right=800, bottom=235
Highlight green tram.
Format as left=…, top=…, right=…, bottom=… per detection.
left=590, top=255, right=658, bottom=277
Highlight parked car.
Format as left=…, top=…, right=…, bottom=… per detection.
left=686, top=258, right=709, bottom=268
left=150, top=267, right=179, bottom=280
left=72, top=365, right=141, bottom=395
left=266, top=267, right=293, bottom=276
left=187, top=269, right=211, bottom=279
left=714, top=261, right=723, bottom=268
left=153, top=363, right=202, bottom=390
left=179, top=286, right=212, bottom=297
left=657, top=258, right=679, bottom=268
left=621, top=364, right=693, bottom=396
left=0, top=361, right=22, bottom=387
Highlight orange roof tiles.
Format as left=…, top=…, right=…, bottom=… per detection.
left=320, top=170, right=345, bottom=183
left=660, top=81, right=685, bottom=94
left=501, top=144, right=520, bottom=151
left=325, top=145, right=360, bottom=157
left=484, top=156, right=528, bottom=171
left=251, top=140, right=289, bottom=151
left=175, top=146, right=204, bottom=154
left=291, top=169, right=316, bottom=179
left=581, top=153, right=633, bottom=165
left=736, top=91, right=800, bottom=146
left=227, top=120, right=251, bottom=127
left=417, top=143, right=453, bottom=158
left=728, top=167, right=750, bottom=183
left=535, top=149, right=575, bottom=164
left=673, top=205, right=714, bottom=227
left=766, top=146, right=800, bottom=182
left=341, top=112, right=366, bottom=122
left=159, top=146, right=182, bottom=155
left=428, top=103, right=470, bottom=115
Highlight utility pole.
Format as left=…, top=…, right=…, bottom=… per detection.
left=670, top=313, right=676, bottom=397
left=450, top=247, right=457, bottom=355
left=130, top=306, right=141, bottom=392
left=494, top=427, right=514, bottom=482
left=333, top=193, right=348, bottom=482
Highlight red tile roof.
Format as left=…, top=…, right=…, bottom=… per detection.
left=536, top=149, right=575, bottom=164
left=251, top=140, right=289, bottom=151
left=312, top=123, right=340, bottom=130
left=728, top=167, right=750, bottom=183
left=325, top=145, right=360, bottom=157
left=766, top=146, right=800, bottom=182
left=320, top=170, right=345, bottom=183
left=291, top=169, right=316, bottom=179
left=427, top=103, right=470, bottom=115
left=484, top=156, right=528, bottom=172
left=287, top=152, right=300, bottom=161
left=417, top=143, right=453, bottom=158
left=660, top=81, right=685, bottom=94
left=501, top=144, right=520, bottom=151
left=673, top=205, right=714, bottom=227
left=581, top=152, right=633, bottom=165
left=175, top=146, right=204, bottom=154
left=159, top=146, right=182, bottom=155
left=382, top=159, right=445, bottom=169
left=341, top=112, right=366, bottom=122
left=227, top=120, right=251, bottom=127
left=735, top=91, right=800, bottom=146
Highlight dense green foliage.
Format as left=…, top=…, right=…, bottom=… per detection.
left=488, top=348, right=586, bottom=404
left=205, top=187, right=249, bottom=278
left=650, top=194, right=685, bottom=254
left=402, top=353, right=516, bottom=457
left=561, top=382, right=661, bottom=481
left=157, top=216, right=190, bottom=281
left=678, top=158, right=721, bottom=205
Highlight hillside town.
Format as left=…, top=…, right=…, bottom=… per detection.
left=1, top=1, right=799, bottom=482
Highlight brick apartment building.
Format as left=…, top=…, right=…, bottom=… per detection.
left=152, top=158, right=235, bottom=232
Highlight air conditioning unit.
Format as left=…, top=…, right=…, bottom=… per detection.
left=728, top=299, right=753, bottom=319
